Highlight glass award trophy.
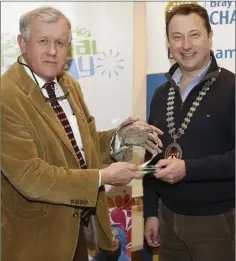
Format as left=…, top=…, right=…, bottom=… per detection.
left=137, top=154, right=160, bottom=175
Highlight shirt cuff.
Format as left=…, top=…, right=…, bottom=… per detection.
left=98, top=170, right=101, bottom=187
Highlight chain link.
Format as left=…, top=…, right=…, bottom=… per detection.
left=166, top=68, right=221, bottom=142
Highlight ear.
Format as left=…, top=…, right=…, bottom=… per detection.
left=17, top=34, right=27, bottom=54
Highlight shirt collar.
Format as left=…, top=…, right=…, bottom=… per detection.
left=172, top=57, right=212, bottom=86
left=21, top=57, right=58, bottom=89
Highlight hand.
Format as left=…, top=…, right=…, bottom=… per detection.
left=120, top=116, right=164, bottom=155
left=154, top=158, right=186, bottom=184
left=144, top=216, right=160, bottom=247
left=100, top=162, right=142, bottom=186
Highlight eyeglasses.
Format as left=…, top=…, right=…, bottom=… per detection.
left=43, top=91, right=70, bottom=102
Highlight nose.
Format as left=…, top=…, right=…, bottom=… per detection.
left=182, top=36, right=192, bottom=50
left=47, top=42, right=57, bottom=56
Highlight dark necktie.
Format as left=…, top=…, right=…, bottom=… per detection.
left=44, top=81, right=95, bottom=226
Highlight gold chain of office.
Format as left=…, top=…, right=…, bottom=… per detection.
left=166, top=67, right=221, bottom=142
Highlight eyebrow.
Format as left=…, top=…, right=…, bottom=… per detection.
left=189, top=29, right=201, bottom=33
left=171, top=29, right=201, bottom=35
left=36, top=35, right=48, bottom=39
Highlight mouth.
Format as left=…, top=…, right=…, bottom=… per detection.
left=43, top=61, right=57, bottom=65
left=112, top=244, right=117, bottom=249
left=181, top=52, right=196, bottom=59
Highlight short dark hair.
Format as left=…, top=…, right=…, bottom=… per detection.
left=165, top=4, right=212, bottom=39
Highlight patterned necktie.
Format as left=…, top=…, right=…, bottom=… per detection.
left=44, top=81, right=95, bottom=226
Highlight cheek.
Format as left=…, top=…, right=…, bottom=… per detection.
left=25, top=52, right=43, bottom=68
left=115, top=240, right=120, bottom=246
left=170, top=47, right=180, bottom=58
left=193, top=38, right=210, bottom=49
left=196, top=41, right=210, bottom=53
left=169, top=43, right=182, bottom=53
left=58, top=51, right=69, bottom=64
left=26, top=47, right=42, bottom=61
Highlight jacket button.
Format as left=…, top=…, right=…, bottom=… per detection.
left=73, top=211, right=78, bottom=217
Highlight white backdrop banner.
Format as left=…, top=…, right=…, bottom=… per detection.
left=147, top=1, right=235, bottom=74
left=1, top=1, right=134, bottom=131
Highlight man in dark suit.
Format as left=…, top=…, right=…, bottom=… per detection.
left=144, top=4, right=235, bottom=261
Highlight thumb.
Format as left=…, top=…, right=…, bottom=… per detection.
left=155, top=159, right=169, bottom=168
left=152, top=227, right=159, bottom=244
left=133, top=172, right=143, bottom=180
left=127, top=163, right=138, bottom=171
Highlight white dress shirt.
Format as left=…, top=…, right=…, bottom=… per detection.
left=22, top=59, right=101, bottom=186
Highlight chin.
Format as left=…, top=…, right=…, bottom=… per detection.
left=111, top=246, right=119, bottom=252
left=178, top=60, right=198, bottom=71
left=43, top=72, right=60, bottom=80
left=182, top=65, right=197, bottom=71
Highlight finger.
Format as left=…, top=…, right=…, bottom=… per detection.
left=122, top=116, right=138, bottom=126
left=146, top=238, right=154, bottom=247
left=147, top=132, right=163, bottom=148
left=152, top=228, right=159, bottom=245
left=159, top=177, right=175, bottom=184
left=145, top=139, right=158, bottom=151
left=133, top=121, right=151, bottom=128
left=147, top=131, right=158, bottom=143
left=128, top=116, right=139, bottom=122
left=133, top=172, right=143, bottom=180
left=147, top=239, right=159, bottom=247
left=144, top=143, right=162, bottom=155
left=117, top=162, right=137, bottom=171
left=127, top=163, right=138, bottom=171
left=145, top=232, right=159, bottom=247
left=155, top=159, right=169, bottom=168
left=153, top=168, right=169, bottom=179
left=144, top=144, right=158, bottom=155
left=150, top=125, right=164, bottom=135
left=145, top=232, right=155, bottom=247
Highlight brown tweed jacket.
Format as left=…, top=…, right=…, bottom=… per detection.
left=1, top=61, right=113, bottom=261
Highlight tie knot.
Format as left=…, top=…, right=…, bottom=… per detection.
left=44, top=81, right=55, bottom=90
left=44, top=81, right=56, bottom=98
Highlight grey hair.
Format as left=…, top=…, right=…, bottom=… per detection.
left=19, top=6, right=72, bottom=43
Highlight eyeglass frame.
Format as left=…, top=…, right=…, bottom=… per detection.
left=42, top=89, right=70, bottom=102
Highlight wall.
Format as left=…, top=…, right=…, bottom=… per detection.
left=132, top=2, right=147, bottom=199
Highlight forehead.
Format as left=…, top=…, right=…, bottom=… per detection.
left=169, top=13, right=206, bottom=33
left=30, top=17, right=70, bottom=39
